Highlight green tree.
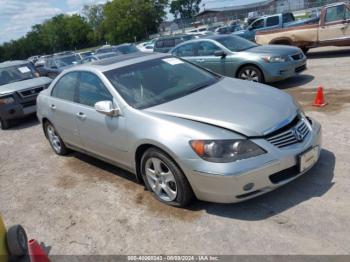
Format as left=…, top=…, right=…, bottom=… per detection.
left=170, top=0, right=201, bottom=19
left=83, top=4, right=105, bottom=44
left=103, top=0, right=168, bottom=44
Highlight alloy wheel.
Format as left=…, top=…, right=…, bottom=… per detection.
left=46, top=125, right=62, bottom=153
left=145, top=157, right=177, bottom=202
left=239, top=69, right=260, bottom=82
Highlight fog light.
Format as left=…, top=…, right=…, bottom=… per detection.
left=243, top=183, right=254, bottom=191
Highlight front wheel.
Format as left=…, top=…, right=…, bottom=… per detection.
left=141, top=148, right=194, bottom=207
left=0, top=118, right=11, bottom=130
left=237, top=65, right=264, bottom=83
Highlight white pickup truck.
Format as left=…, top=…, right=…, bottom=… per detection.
left=255, top=2, right=350, bottom=53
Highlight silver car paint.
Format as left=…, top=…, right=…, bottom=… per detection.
left=37, top=53, right=321, bottom=203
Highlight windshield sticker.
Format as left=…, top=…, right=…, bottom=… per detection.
left=18, top=66, right=31, bottom=74
left=162, top=58, right=184, bottom=65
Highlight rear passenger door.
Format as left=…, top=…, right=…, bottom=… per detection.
left=74, top=71, right=128, bottom=164
left=49, top=72, right=82, bottom=147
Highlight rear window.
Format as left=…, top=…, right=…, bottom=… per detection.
left=266, top=16, right=279, bottom=27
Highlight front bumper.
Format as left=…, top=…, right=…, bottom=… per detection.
left=263, top=57, right=307, bottom=83
left=0, top=94, right=37, bottom=121
left=180, top=117, right=322, bottom=203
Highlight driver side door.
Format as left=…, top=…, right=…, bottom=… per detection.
left=74, top=71, right=129, bottom=165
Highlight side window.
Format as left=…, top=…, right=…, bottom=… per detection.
left=51, top=72, right=79, bottom=102
left=346, top=7, right=350, bottom=20
left=77, top=72, right=113, bottom=107
left=325, top=5, right=345, bottom=23
left=283, top=13, right=294, bottom=23
left=197, top=41, right=221, bottom=56
left=266, top=16, right=279, bottom=27
left=173, top=44, right=195, bottom=57
left=163, top=39, right=175, bottom=48
left=155, top=40, right=163, bottom=48
left=251, top=19, right=264, bottom=29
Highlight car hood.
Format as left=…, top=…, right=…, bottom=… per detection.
left=0, top=77, right=52, bottom=95
left=246, top=45, right=301, bottom=56
left=145, top=77, right=298, bottom=137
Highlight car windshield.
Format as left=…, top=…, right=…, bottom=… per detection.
left=116, top=45, right=139, bottom=54
left=216, top=36, right=257, bottom=52
left=55, top=55, right=81, bottom=67
left=0, top=64, right=36, bottom=85
left=104, top=57, right=219, bottom=109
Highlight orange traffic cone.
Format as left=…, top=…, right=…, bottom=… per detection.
left=313, top=86, right=327, bottom=107
left=28, top=239, right=50, bottom=262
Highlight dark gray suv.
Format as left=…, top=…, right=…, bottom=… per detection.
left=0, top=60, right=52, bottom=129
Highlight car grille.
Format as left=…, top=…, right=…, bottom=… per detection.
left=18, top=86, right=44, bottom=98
left=266, top=118, right=310, bottom=148
left=291, top=53, right=304, bottom=60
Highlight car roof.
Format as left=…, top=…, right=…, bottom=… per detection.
left=156, top=34, right=189, bottom=40
left=0, top=60, right=30, bottom=69
left=67, top=52, right=169, bottom=73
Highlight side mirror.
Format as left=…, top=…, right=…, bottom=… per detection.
left=214, top=50, right=227, bottom=58
left=95, top=101, right=120, bottom=117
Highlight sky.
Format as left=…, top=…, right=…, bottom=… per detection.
left=0, top=0, right=265, bottom=44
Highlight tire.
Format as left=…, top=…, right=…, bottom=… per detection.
left=237, top=65, right=264, bottom=83
left=44, top=121, right=69, bottom=155
left=0, top=118, right=11, bottom=130
left=6, top=225, right=28, bottom=256
left=141, top=147, right=194, bottom=207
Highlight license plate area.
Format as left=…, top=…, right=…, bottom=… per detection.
left=299, top=146, right=319, bottom=173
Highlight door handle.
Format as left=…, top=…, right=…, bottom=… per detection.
left=50, top=104, right=56, bottom=110
left=76, top=112, right=87, bottom=120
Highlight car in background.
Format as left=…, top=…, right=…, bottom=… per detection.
left=38, top=53, right=82, bottom=79
left=28, top=56, right=40, bottom=64
left=234, top=12, right=319, bottom=42
left=215, top=24, right=242, bottom=34
left=34, top=55, right=52, bottom=68
left=256, top=2, right=350, bottom=53
left=0, top=60, right=52, bottom=129
left=37, top=52, right=321, bottom=206
left=95, top=44, right=139, bottom=55
left=153, top=34, right=198, bottom=53
left=81, top=52, right=119, bottom=64
left=137, top=38, right=158, bottom=52
left=187, top=26, right=210, bottom=35
left=171, top=35, right=307, bottom=83
left=78, top=51, right=94, bottom=60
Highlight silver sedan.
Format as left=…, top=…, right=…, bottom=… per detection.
left=37, top=52, right=322, bottom=207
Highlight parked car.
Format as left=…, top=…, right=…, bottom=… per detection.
left=171, top=35, right=307, bottom=83
left=81, top=52, right=119, bottom=63
left=95, top=44, right=139, bottom=55
left=256, top=2, right=350, bottom=53
left=38, top=53, right=82, bottom=79
left=28, top=56, right=40, bottom=64
left=215, top=24, right=242, bottom=34
left=34, top=55, right=52, bottom=68
left=77, top=51, right=94, bottom=60
left=234, top=12, right=319, bottom=42
left=153, top=34, right=198, bottom=53
left=0, top=60, right=52, bottom=129
left=37, top=52, right=321, bottom=206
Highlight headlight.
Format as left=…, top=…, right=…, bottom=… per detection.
left=0, top=96, right=15, bottom=105
left=263, top=56, right=290, bottom=63
left=190, top=140, right=266, bottom=163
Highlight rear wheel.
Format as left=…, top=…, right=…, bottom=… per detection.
left=6, top=225, right=28, bottom=256
left=141, top=148, right=194, bottom=207
left=44, top=121, right=69, bottom=155
left=238, top=65, right=264, bottom=83
left=0, top=118, right=11, bottom=130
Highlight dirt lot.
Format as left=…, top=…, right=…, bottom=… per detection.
left=1, top=46, right=350, bottom=255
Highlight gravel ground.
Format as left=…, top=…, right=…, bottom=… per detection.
left=1, top=46, right=350, bottom=255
